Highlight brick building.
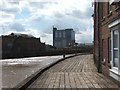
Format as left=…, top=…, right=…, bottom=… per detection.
left=0, top=33, right=45, bottom=59
left=94, top=1, right=120, bottom=84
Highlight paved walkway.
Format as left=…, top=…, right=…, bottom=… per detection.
left=28, top=54, right=119, bottom=89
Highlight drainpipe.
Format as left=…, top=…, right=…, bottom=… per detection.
left=97, top=2, right=101, bottom=73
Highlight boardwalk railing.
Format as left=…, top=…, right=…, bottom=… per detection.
left=1, top=47, right=93, bottom=59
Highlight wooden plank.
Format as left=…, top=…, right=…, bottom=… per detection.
left=27, top=55, right=119, bottom=89
left=65, top=72, right=71, bottom=88
left=77, top=73, right=88, bottom=88
left=47, top=73, right=57, bottom=88
left=73, top=72, right=83, bottom=89
left=59, top=72, right=65, bottom=88
left=53, top=72, right=60, bottom=88
left=42, top=72, right=52, bottom=88
left=69, top=72, right=77, bottom=88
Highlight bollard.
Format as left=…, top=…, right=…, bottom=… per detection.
left=75, top=52, right=77, bottom=56
left=63, top=54, right=65, bottom=58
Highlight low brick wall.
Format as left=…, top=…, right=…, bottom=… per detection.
left=1, top=48, right=93, bottom=59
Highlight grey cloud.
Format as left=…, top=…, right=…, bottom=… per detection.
left=1, top=7, right=20, bottom=13
left=10, top=22, right=25, bottom=31
left=0, top=0, right=21, bottom=14
left=73, top=28, right=82, bottom=34
left=54, top=20, right=72, bottom=30
left=53, top=20, right=86, bottom=34
left=71, top=10, right=84, bottom=18
left=54, top=12, right=63, bottom=18
left=1, top=14, right=13, bottom=18
left=40, top=34, right=47, bottom=38
left=76, top=34, right=92, bottom=43
left=43, top=19, right=75, bottom=34
left=42, top=21, right=69, bottom=34
left=43, top=23, right=72, bottom=34
left=28, top=15, right=42, bottom=22
left=66, top=7, right=93, bottom=19
left=85, top=7, right=94, bottom=17
left=43, top=25, right=53, bottom=34
left=8, top=2, right=20, bottom=5
left=77, top=38, right=92, bottom=43
left=29, top=2, right=58, bottom=9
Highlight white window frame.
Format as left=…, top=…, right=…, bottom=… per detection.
left=109, top=18, right=120, bottom=81
left=110, top=25, right=119, bottom=73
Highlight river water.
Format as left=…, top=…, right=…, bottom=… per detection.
left=1, top=55, right=66, bottom=88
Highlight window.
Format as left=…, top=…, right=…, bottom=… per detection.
left=58, top=42, right=61, bottom=47
left=63, top=32, right=65, bottom=38
left=109, top=21, right=119, bottom=81
left=102, top=3, right=105, bottom=19
left=55, top=42, right=57, bottom=46
left=113, top=30, right=119, bottom=68
left=55, top=32, right=58, bottom=38
left=108, top=38, right=112, bottom=63
left=8, top=43, right=12, bottom=47
left=102, top=39, right=105, bottom=62
left=59, top=32, right=61, bottom=38
left=108, top=2, right=112, bottom=14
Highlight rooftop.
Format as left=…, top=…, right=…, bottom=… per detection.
left=0, top=33, right=35, bottom=38
left=10, top=33, right=34, bottom=37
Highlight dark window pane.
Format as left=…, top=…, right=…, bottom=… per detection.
left=113, top=30, right=118, bottom=48
left=113, top=30, right=119, bottom=68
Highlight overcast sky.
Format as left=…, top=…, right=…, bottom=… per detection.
left=0, top=0, right=94, bottom=45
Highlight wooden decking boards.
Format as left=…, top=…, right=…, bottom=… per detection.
left=28, top=54, right=119, bottom=89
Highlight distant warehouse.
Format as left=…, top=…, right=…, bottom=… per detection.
left=0, top=33, right=45, bottom=59
left=53, top=27, right=75, bottom=48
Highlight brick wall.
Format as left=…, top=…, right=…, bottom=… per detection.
left=94, top=1, right=120, bottom=77
left=100, top=2, right=119, bottom=75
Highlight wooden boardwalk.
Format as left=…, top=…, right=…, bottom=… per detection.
left=28, top=54, right=119, bottom=89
